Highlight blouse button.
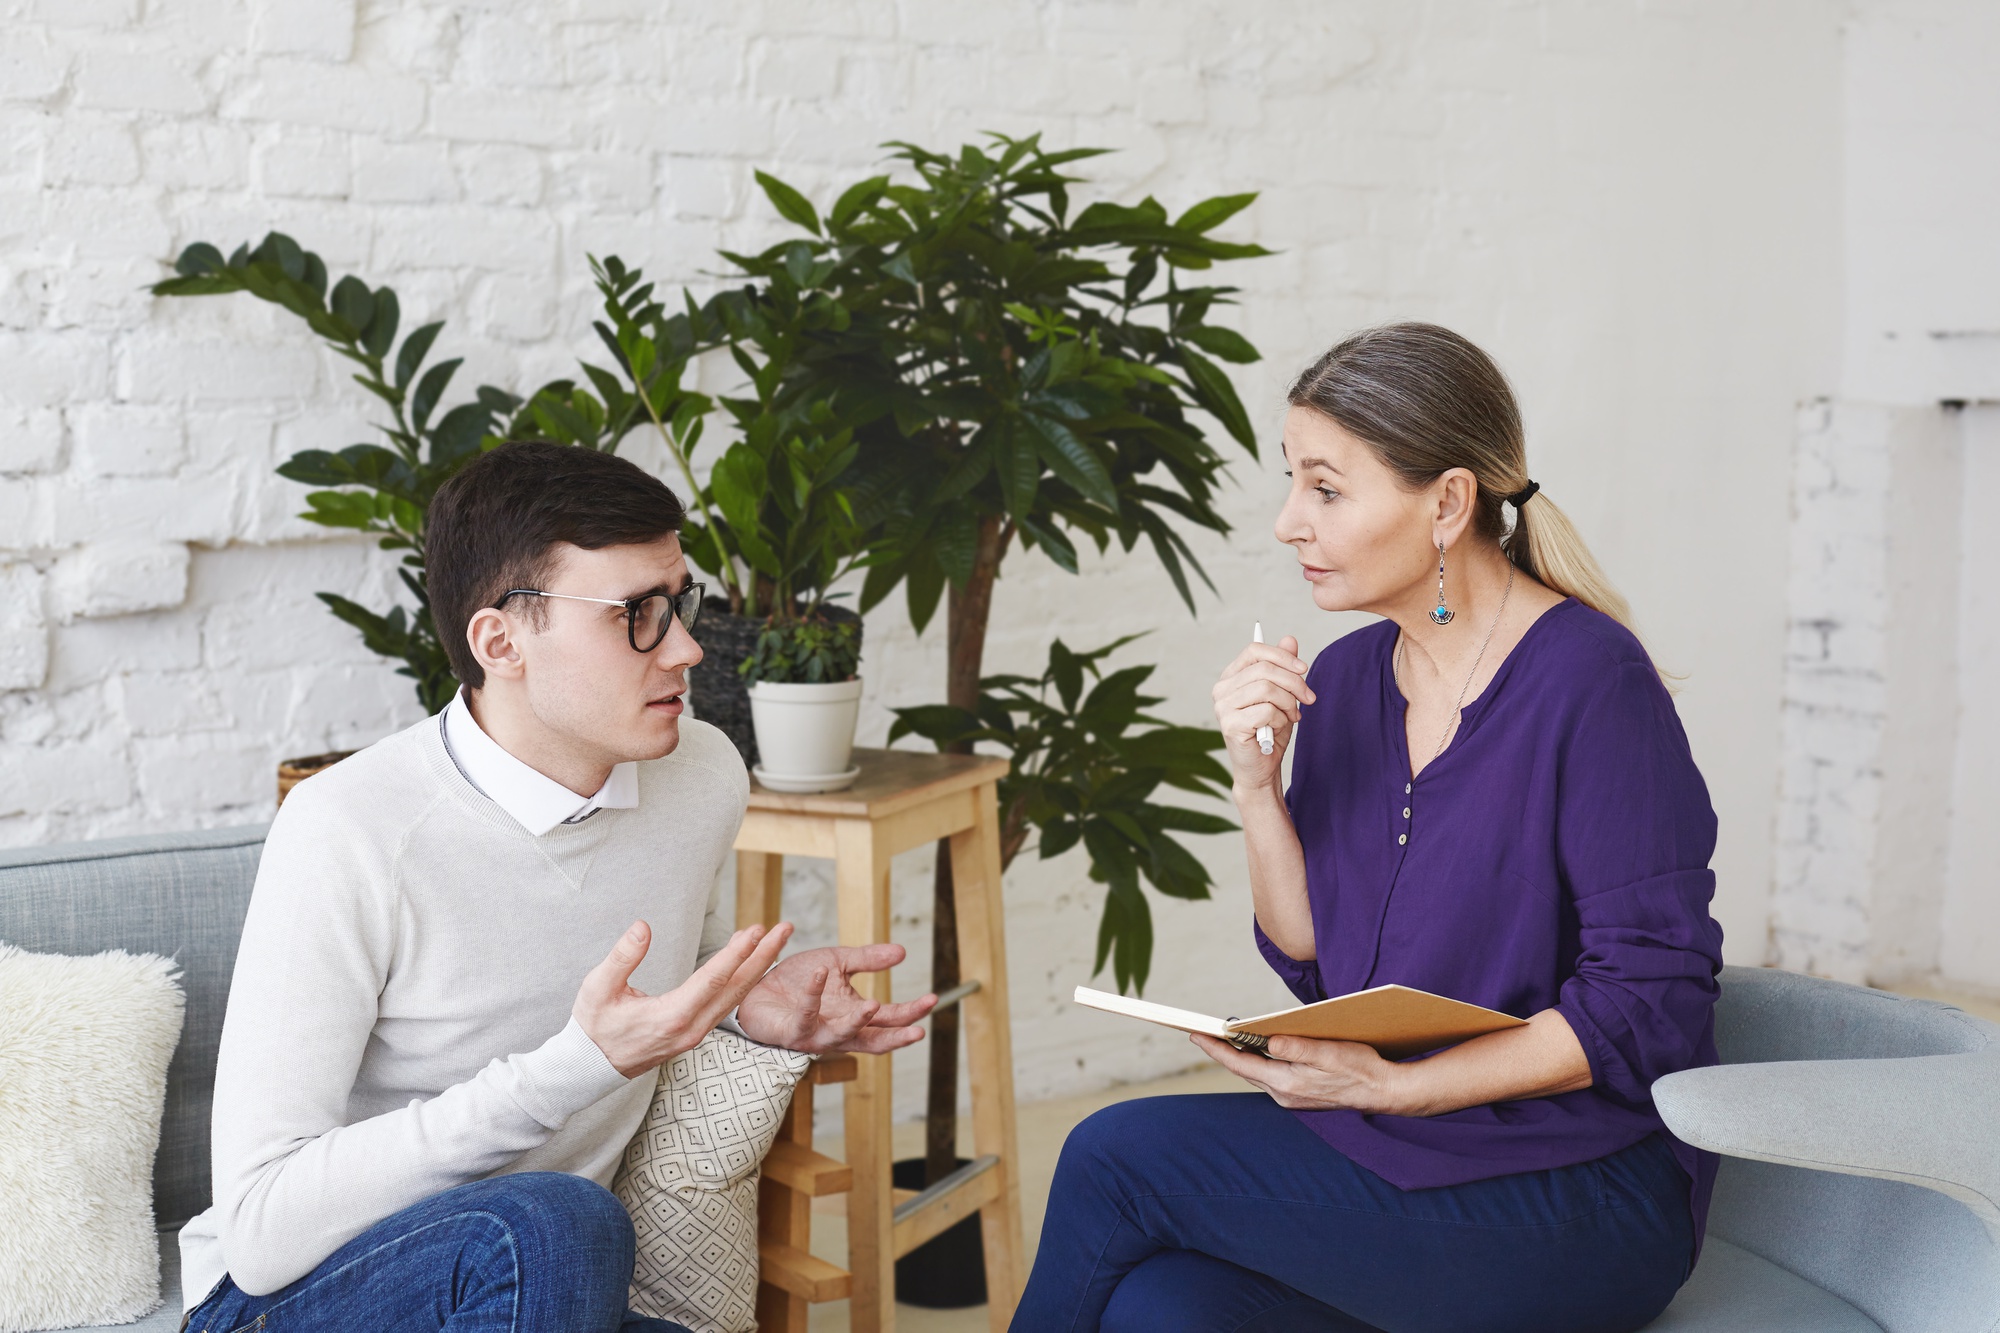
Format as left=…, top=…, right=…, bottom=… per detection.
left=1398, top=833, right=1408, bottom=846
left=1404, top=783, right=1412, bottom=794
left=1403, top=807, right=1411, bottom=819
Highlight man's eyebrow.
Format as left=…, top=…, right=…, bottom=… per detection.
left=619, top=574, right=696, bottom=601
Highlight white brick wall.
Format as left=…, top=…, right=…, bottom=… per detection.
left=1, top=1, right=1878, bottom=1104
left=1771, top=401, right=1962, bottom=984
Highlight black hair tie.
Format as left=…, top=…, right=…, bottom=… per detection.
left=1507, top=480, right=1540, bottom=508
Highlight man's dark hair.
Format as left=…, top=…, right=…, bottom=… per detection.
left=427, top=441, right=686, bottom=689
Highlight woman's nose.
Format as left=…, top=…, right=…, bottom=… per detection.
left=1274, top=490, right=1312, bottom=545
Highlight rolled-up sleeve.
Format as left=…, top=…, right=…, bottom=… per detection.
left=1552, top=661, right=1724, bottom=1109
left=1255, top=920, right=1328, bottom=1004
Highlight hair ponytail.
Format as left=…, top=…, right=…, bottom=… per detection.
left=1503, top=491, right=1630, bottom=627
left=1288, top=322, right=1637, bottom=633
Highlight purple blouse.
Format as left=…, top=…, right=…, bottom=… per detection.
left=1260, top=598, right=1722, bottom=1244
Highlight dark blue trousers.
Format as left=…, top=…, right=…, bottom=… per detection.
left=185, top=1173, right=688, bottom=1333
left=1015, top=1094, right=1692, bottom=1333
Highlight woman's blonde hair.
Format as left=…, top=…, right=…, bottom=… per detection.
left=1288, top=322, right=1632, bottom=628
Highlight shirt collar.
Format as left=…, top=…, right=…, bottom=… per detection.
left=441, top=690, right=639, bottom=837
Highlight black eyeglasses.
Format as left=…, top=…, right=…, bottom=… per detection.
left=495, top=583, right=706, bottom=653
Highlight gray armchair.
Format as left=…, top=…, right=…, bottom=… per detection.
left=1648, top=965, right=2000, bottom=1332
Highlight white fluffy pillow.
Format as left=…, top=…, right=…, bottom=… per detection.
left=0, top=944, right=185, bottom=1333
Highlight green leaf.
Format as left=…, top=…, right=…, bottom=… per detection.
left=829, top=174, right=890, bottom=231
left=1049, top=640, right=1083, bottom=712
left=174, top=242, right=227, bottom=278
left=361, top=287, right=400, bottom=361
left=395, top=321, right=445, bottom=389
left=329, top=275, right=374, bottom=339
left=410, top=357, right=461, bottom=433
left=995, top=425, right=1039, bottom=521
left=1026, top=414, right=1118, bottom=510
left=1092, top=878, right=1153, bottom=995
left=904, top=557, right=944, bottom=634
left=933, top=509, right=978, bottom=587
left=1178, top=346, right=1258, bottom=457
left=755, top=170, right=822, bottom=236
left=1017, top=516, right=1077, bottom=574
left=887, top=703, right=981, bottom=748
left=429, top=401, right=493, bottom=467
left=1146, top=806, right=1237, bottom=835
left=299, top=490, right=381, bottom=531
left=1037, top=818, right=1082, bottom=859
left=1179, top=324, right=1259, bottom=365
left=1173, top=192, right=1257, bottom=234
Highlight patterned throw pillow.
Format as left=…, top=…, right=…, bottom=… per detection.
left=615, top=1028, right=811, bottom=1333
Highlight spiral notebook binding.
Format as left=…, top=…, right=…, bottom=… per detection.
left=1222, top=1020, right=1269, bottom=1053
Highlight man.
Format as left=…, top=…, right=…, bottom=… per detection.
left=180, top=442, right=933, bottom=1332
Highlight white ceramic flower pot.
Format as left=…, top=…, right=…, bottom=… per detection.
left=747, top=678, right=864, bottom=793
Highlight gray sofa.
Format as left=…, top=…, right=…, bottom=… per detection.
left=0, top=826, right=265, bottom=1332
left=3, top=826, right=1997, bottom=1331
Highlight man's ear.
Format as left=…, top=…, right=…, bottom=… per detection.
left=466, top=606, right=527, bottom=684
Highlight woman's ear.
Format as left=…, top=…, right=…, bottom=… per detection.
left=1430, top=468, right=1481, bottom=549
left=466, top=606, right=525, bottom=684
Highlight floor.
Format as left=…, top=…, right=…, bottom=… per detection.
left=803, top=1061, right=1245, bottom=1332
left=799, top=979, right=2000, bottom=1331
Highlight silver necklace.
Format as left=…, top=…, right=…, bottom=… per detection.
left=1397, top=561, right=1515, bottom=768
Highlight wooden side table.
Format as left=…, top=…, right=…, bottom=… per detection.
left=735, top=747, right=1024, bottom=1333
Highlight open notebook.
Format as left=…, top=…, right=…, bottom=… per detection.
left=1074, top=983, right=1527, bottom=1060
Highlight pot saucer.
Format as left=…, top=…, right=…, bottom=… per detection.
left=753, top=765, right=862, bottom=794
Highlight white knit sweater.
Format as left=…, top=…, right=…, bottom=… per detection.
left=178, top=712, right=748, bottom=1307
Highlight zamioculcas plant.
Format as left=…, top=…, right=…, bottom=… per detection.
left=704, top=135, right=1269, bottom=1184
left=150, top=236, right=716, bottom=714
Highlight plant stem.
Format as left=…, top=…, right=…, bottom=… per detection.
left=924, top=512, right=1009, bottom=1187
left=637, top=392, right=746, bottom=610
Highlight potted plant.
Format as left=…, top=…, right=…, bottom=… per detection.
left=150, top=237, right=767, bottom=774
left=741, top=611, right=864, bottom=790
left=698, top=135, right=1270, bottom=1242
left=717, top=400, right=874, bottom=791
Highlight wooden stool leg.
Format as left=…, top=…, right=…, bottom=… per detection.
left=951, top=782, right=1024, bottom=1328
left=757, top=1078, right=814, bottom=1333
left=835, top=820, right=896, bottom=1333
left=737, top=850, right=784, bottom=929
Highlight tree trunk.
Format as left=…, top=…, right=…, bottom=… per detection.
left=924, top=513, right=1007, bottom=1187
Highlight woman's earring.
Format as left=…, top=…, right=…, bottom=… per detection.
left=1430, top=542, right=1455, bottom=625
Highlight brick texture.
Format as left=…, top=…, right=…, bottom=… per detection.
left=0, top=0, right=1904, bottom=1102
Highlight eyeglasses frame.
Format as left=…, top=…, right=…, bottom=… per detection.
left=493, top=582, right=706, bottom=654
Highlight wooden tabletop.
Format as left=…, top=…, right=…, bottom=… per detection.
left=747, top=746, right=1010, bottom=819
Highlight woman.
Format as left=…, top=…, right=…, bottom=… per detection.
left=1014, top=324, right=1723, bottom=1333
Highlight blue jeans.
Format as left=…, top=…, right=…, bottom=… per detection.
left=1015, top=1094, right=1693, bottom=1333
left=184, top=1173, right=689, bottom=1333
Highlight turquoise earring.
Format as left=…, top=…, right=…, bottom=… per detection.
left=1430, top=542, right=1454, bottom=625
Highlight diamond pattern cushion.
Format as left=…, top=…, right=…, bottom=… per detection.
left=615, top=1029, right=809, bottom=1333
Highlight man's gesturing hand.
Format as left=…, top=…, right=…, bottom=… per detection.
left=735, top=943, right=936, bottom=1055
left=574, top=919, right=793, bottom=1078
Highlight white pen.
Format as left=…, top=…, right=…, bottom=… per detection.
left=1253, top=622, right=1275, bottom=755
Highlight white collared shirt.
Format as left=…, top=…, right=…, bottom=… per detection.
left=440, top=690, right=640, bottom=836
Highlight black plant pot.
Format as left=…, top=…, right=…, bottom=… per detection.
left=689, top=599, right=865, bottom=774
left=891, top=1156, right=988, bottom=1308
left=690, top=598, right=762, bottom=770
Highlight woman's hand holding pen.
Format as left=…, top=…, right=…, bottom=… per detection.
left=1212, top=634, right=1316, bottom=792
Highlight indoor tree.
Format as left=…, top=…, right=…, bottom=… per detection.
left=709, top=135, right=1270, bottom=1185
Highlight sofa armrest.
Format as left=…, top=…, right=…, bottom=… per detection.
left=1653, top=1050, right=2000, bottom=1235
